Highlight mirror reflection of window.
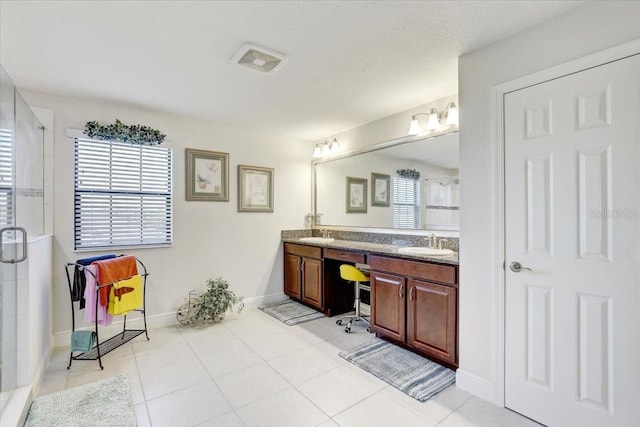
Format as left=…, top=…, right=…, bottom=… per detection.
left=393, top=176, right=420, bottom=228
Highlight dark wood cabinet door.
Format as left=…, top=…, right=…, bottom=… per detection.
left=301, top=257, right=322, bottom=309
left=284, top=253, right=301, bottom=299
left=407, top=279, right=457, bottom=364
left=371, top=272, right=406, bottom=342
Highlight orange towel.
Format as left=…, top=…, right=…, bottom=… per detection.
left=93, top=255, right=138, bottom=307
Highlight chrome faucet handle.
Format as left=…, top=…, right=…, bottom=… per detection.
left=438, top=239, right=448, bottom=250
left=326, top=231, right=332, bottom=238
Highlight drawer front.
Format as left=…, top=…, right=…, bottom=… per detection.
left=323, top=248, right=366, bottom=264
left=370, top=255, right=457, bottom=285
left=284, top=243, right=322, bottom=259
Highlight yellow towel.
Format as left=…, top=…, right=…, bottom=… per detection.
left=108, top=275, right=143, bottom=316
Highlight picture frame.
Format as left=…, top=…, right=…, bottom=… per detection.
left=371, top=172, right=391, bottom=207
left=185, top=148, right=229, bottom=201
left=238, top=165, right=274, bottom=212
left=346, top=176, right=367, bottom=213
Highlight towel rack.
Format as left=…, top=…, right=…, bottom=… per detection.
left=64, top=255, right=150, bottom=370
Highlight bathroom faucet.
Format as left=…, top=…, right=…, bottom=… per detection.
left=426, top=233, right=438, bottom=248
left=320, top=228, right=330, bottom=238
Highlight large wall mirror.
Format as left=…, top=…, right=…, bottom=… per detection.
left=313, top=131, right=459, bottom=232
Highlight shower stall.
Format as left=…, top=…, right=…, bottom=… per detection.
left=0, top=66, right=46, bottom=419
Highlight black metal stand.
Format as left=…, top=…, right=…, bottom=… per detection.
left=64, top=256, right=150, bottom=370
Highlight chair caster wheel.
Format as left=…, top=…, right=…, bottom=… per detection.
left=336, top=319, right=342, bottom=326
left=344, top=327, right=351, bottom=333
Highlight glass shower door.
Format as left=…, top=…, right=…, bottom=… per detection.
left=0, top=65, right=44, bottom=413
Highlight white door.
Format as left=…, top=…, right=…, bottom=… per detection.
left=504, top=54, right=640, bottom=427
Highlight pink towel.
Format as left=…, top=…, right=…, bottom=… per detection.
left=83, top=265, right=113, bottom=326
left=93, top=255, right=138, bottom=307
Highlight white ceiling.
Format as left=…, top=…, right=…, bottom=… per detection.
left=0, top=1, right=584, bottom=141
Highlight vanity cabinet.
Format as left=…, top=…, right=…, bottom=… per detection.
left=370, top=272, right=406, bottom=342
left=283, top=243, right=323, bottom=310
left=370, top=255, right=458, bottom=367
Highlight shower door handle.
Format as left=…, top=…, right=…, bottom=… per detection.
left=0, top=226, right=28, bottom=263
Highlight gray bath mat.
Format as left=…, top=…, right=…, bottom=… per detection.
left=339, top=338, right=455, bottom=402
left=259, top=299, right=324, bottom=325
left=25, top=374, right=136, bottom=426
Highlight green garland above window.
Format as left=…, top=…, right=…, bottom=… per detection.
left=396, top=168, right=421, bottom=180
left=84, top=119, right=166, bottom=145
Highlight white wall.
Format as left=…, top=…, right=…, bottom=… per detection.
left=20, top=90, right=311, bottom=338
left=457, top=1, right=640, bottom=402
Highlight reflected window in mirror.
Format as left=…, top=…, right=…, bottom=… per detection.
left=393, top=175, right=420, bottom=228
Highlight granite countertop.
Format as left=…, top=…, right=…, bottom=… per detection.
left=282, top=238, right=459, bottom=266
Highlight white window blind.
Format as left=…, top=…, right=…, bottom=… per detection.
left=393, top=175, right=420, bottom=229
left=74, top=138, right=173, bottom=250
left=0, top=129, right=13, bottom=229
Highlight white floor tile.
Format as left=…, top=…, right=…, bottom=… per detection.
left=134, top=402, right=151, bottom=427
left=245, top=331, right=309, bottom=360
left=288, top=320, right=344, bottom=345
left=225, top=311, right=286, bottom=341
left=147, top=380, right=232, bottom=427
left=197, top=411, right=245, bottom=427
left=268, top=347, right=338, bottom=384
left=333, top=390, right=434, bottom=427
left=199, top=343, right=263, bottom=378
left=181, top=323, right=243, bottom=353
left=138, top=353, right=210, bottom=400
left=236, top=387, right=328, bottom=427
left=377, top=384, right=471, bottom=425
left=297, top=365, right=386, bottom=416
left=39, top=318, right=540, bottom=427
left=214, top=362, right=290, bottom=408
left=315, top=419, right=340, bottom=427
left=438, top=397, right=542, bottom=427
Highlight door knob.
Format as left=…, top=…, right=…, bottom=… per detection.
left=509, top=262, right=532, bottom=273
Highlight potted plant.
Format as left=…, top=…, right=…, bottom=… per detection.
left=191, top=277, right=244, bottom=324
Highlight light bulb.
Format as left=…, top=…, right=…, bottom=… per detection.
left=445, top=102, right=458, bottom=126
left=329, top=138, right=340, bottom=154
left=426, top=108, right=440, bottom=130
left=407, top=116, right=422, bottom=135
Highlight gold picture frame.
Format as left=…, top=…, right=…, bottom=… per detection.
left=185, top=148, right=229, bottom=201
left=238, top=165, right=274, bottom=212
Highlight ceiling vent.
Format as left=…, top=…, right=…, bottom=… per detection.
left=232, top=42, right=288, bottom=74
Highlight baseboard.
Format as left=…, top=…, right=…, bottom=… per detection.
left=53, top=293, right=288, bottom=347
left=455, top=369, right=498, bottom=405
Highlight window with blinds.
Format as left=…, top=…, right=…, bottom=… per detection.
left=0, top=129, right=13, bottom=229
left=74, top=138, right=173, bottom=250
left=393, top=175, right=420, bottom=229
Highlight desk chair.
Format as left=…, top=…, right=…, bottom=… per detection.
left=336, top=264, right=372, bottom=333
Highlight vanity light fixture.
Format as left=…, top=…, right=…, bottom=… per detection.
left=407, top=102, right=459, bottom=135
left=312, top=138, right=340, bottom=158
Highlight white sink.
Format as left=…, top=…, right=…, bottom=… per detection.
left=299, top=237, right=335, bottom=243
left=397, top=247, right=454, bottom=257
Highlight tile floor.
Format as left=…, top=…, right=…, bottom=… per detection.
left=38, top=308, right=541, bottom=426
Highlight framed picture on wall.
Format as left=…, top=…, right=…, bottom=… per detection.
left=346, top=176, right=367, bottom=213
left=371, top=172, right=390, bottom=207
left=238, top=165, right=274, bottom=212
left=185, top=148, right=229, bottom=201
